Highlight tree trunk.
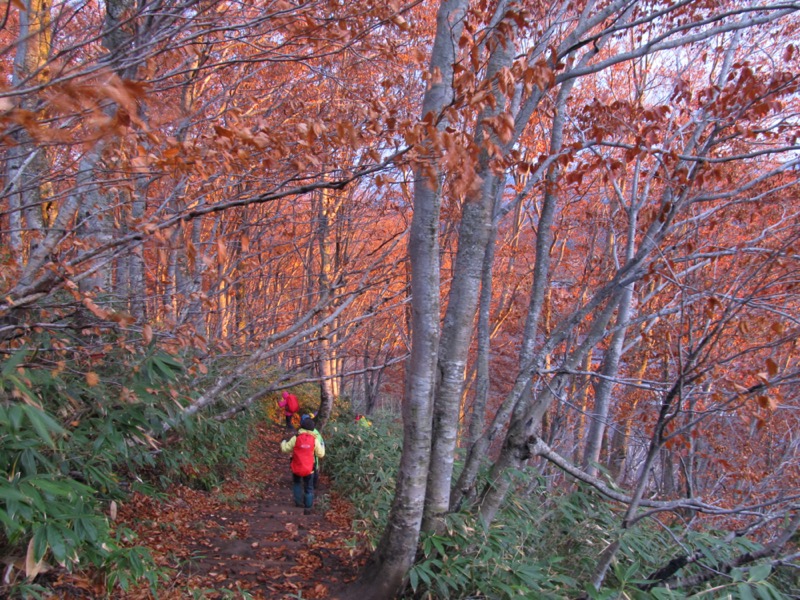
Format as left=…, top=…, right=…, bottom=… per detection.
left=78, top=0, right=138, bottom=295
left=453, top=76, right=572, bottom=509
left=583, top=188, right=639, bottom=476
left=6, top=0, right=52, bottom=267
left=423, top=10, right=513, bottom=530
left=342, top=1, right=469, bottom=597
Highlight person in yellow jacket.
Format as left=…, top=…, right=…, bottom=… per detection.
left=280, top=415, right=325, bottom=514
left=300, top=413, right=325, bottom=489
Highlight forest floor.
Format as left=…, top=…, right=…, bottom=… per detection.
left=49, top=421, right=369, bottom=599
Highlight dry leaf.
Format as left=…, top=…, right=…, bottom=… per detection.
left=25, top=537, right=49, bottom=580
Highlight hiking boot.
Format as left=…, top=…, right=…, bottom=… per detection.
left=304, top=508, right=312, bottom=515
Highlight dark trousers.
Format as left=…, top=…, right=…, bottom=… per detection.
left=284, top=414, right=293, bottom=428
left=292, top=473, right=314, bottom=508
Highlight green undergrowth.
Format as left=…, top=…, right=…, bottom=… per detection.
left=0, top=329, right=267, bottom=598
left=324, top=416, right=793, bottom=600
left=324, top=411, right=401, bottom=547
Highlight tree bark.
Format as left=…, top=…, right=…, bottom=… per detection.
left=342, top=0, right=469, bottom=597
left=423, top=0, right=514, bottom=532
left=6, top=0, right=52, bottom=267
left=583, top=175, right=639, bottom=476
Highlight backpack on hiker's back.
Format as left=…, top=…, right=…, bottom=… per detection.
left=291, top=431, right=316, bottom=476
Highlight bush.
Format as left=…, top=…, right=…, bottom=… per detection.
left=0, top=346, right=170, bottom=597
left=408, top=479, right=792, bottom=599
left=0, top=335, right=261, bottom=597
left=324, top=412, right=401, bottom=546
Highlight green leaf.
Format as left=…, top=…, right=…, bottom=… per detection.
left=8, top=403, right=24, bottom=429
left=32, top=524, right=49, bottom=563
left=408, top=568, right=419, bottom=592
left=46, top=524, right=68, bottom=564
left=0, top=508, right=21, bottom=534
left=32, top=476, right=91, bottom=498
left=738, top=583, right=757, bottom=600
left=0, top=483, right=29, bottom=503
left=18, top=481, right=47, bottom=513
left=21, top=405, right=66, bottom=448
left=747, top=562, right=771, bottom=583
left=2, top=348, right=29, bottom=376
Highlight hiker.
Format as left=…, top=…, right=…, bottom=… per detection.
left=355, top=413, right=372, bottom=428
left=302, top=413, right=325, bottom=489
left=280, top=415, right=325, bottom=514
left=278, top=390, right=299, bottom=429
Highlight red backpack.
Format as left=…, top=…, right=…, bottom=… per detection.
left=286, top=393, right=299, bottom=413
left=291, top=432, right=316, bottom=476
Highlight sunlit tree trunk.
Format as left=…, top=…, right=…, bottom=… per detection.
left=314, top=187, right=341, bottom=426
left=6, top=0, right=52, bottom=268
left=466, top=220, right=499, bottom=450
left=583, top=178, right=640, bottom=477
left=424, top=1, right=514, bottom=532
left=453, top=75, right=574, bottom=510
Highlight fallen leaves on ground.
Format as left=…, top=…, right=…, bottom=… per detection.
left=45, top=422, right=368, bottom=599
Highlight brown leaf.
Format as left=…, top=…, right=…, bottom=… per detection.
left=82, top=297, right=109, bottom=320
left=766, top=357, right=778, bottom=377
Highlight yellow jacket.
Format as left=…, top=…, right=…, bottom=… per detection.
left=281, top=428, right=325, bottom=459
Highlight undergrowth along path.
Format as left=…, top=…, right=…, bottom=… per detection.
left=102, top=422, right=365, bottom=599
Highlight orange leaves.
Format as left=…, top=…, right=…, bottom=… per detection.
left=217, top=238, right=229, bottom=264
left=765, top=357, right=779, bottom=377
left=297, top=119, right=328, bottom=146
left=757, top=395, right=779, bottom=411
left=39, top=73, right=150, bottom=146
left=522, top=59, right=555, bottom=94
left=482, top=111, right=516, bottom=145
left=390, top=14, right=410, bottom=32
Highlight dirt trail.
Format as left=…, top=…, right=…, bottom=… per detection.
left=103, top=422, right=365, bottom=599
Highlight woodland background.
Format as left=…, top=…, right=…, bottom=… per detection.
left=1, top=0, right=799, bottom=598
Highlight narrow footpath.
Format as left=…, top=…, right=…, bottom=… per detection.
left=98, top=421, right=366, bottom=599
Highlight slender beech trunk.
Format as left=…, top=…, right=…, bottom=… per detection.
left=315, top=187, right=341, bottom=427
left=451, top=0, right=627, bottom=505
left=79, top=0, right=139, bottom=295
left=423, top=0, right=513, bottom=533
left=589, top=36, right=742, bottom=591
left=128, top=182, right=148, bottom=321
left=464, top=0, right=649, bottom=522
left=607, top=357, right=646, bottom=482
left=465, top=216, right=499, bottom=451
left=342, top=1, right=468, bottom=597
left=583, top=167, right=640, bottom=477
left=452, top=74, right=573, bottom=511
left=6, top=0, right=52, bottom=267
